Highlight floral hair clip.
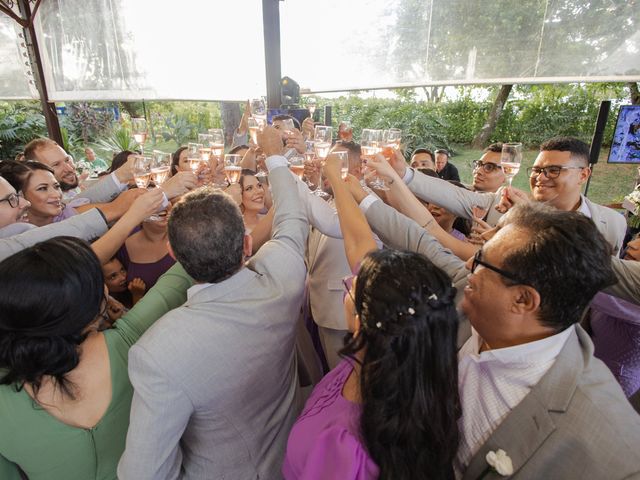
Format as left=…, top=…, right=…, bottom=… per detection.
left=428, top=293, right=438, bottom=301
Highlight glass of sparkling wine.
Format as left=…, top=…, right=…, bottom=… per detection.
left=224, top=154, right=243, bottom=184
left=307, top=97, right=317, bottom=117
left=187, top=151, right=202, bottom=173
left=501, top=142, right=523, bottom=187
left=289, top=155, right=305, bottom=180
left=248, top=117, right=265, bottom=145
left=133, top=155, right=151, bottom=189
left=132, top=118, right=148, bottom=154
left=208, top=129, right=225, bottom=157
left=313, top=126, right=332, bottom=160
left=251, top=98, right=267, bottom=122
left=150, top=151, right=171, bottom=186
left=362, top=129, right=388, bottom=190
left=198, top=134, right=213, bottom=161
left=333, top=151, right=349, bottom=179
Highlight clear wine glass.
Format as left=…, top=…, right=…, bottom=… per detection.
left=224, top=154, right=242, bottom=184
left=334, top=150, right=350, bottom=179
left=312, top=126, right=332, bottom=198
left=132, top=118, right=148, bottom=155
left=307, top=97, right=317, bottom=117
left=338, top=120, right=353, bottom=142
left=208, top=129, right=225, bottom=157
left=289, top=155, right=305, bottom=180
left=248, top=117, right=265, bottom=146
left=362, top=129, right=388, bottom=190
left=501, top=142, right=523, bottom=187
left=133, top=155, right=151, bottom=189
left=151, top=151, right=171, bottom=186
left=250, top=98, right=267, bottom=123
left=198, top=133, right=214, bottom=161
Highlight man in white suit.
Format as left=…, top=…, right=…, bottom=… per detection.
left=389, top=136, right=626, bottom=254
left=119, top=126, right=309, bottom=480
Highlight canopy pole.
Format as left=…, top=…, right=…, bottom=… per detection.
left=17, top=0, right=63, bottom=146
left=262, top=0, right=282, bottom=109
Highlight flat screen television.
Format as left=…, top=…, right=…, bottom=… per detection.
left=607, top=105, right=640, bottom=164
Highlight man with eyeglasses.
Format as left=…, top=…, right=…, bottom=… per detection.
left=388, top=136, right=626, bottom=254
left=471, top=143, right=506, bottom=193
left=351, top=191, right=640, bottom=477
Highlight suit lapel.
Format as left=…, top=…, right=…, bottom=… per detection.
left=462, top=328, right=588, bottom=479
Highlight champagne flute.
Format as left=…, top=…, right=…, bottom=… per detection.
left=501, top=142, right=523, bottom=188
left=312, top=126, right=332, bottom=198
left=132, top=118, right=148, bottom=155
left=363, top=129, right=388, bottom=190
left=198, top=133, right=213, bottom=161
left=338, top=120, right=353, bottom=141
left=289, top=155, right=305, bottom=180
left=248, top=117, right=265, bottom=145
left=208, top=129, right=225, bottom=157
left=187, top=151, right=202, bottom=173
left=133, top=155, right=151, bottom=189
left=250, top=98, right=267, bottom=123
left=307, top=97, right=317, bottom=117
left=313, top=126, right=332, bottom=160
left=151, top=151, right=171, bottom=186
left=224, top=154, right=242, bottom=184
left=334, top=151, right=350, bottom=179
left=278, top=118, right=297, bottom=159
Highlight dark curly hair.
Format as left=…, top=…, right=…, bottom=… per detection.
left=341, top=249, right=460, bottom=480
left=0, top=237, right=104, bottom=399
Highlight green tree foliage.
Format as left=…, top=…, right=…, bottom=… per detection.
left=0, top=101, right=46, bottom=159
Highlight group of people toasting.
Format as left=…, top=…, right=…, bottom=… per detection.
left=0, top=109, right=639, bottom=480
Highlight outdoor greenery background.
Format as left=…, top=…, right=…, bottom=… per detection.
left=0, top=82, right=637, bottom=206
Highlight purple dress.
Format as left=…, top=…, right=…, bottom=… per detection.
left=283, top=359, right=379, bottom=480
left=590, top=292, right=640, bottom=397
left=116, top=243, right=175, bottom=292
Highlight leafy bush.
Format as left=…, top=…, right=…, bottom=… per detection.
left=0, top=101, right=47, bottom=160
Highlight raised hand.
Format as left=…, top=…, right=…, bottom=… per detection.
left=366, top=153, right=397, bottom=180
left=128, top=277, right=147, bottom=304
left=161, top=171, right=198, bottom=199
left=302, top=117, right=315, bottom=140
left=285, top=128, right=306, bottom=154
left=495, top=186, right=531, bottom=213
left=257, top=125, right=285, bottom=158
left=344, top=174, right=369, bottom=204
left=113, top=154, right=137, bottom=183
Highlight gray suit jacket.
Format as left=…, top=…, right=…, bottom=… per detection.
left=461, top=326, right=640, bottom=480
left=0, top=209, right=107, bottom=261
left=365, top=199, right=472, bottom=346
left=75, top=174, right=122, bottom=203
left=606, top=257, right=640, bottom=306
left=406, top=169, right=626, bottom=253
left=118, top=166, right=309, bottom=480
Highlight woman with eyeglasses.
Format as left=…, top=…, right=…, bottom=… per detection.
left=283, top=154, right=461, bottom=480
left=0, top=236, right=192, bottom=479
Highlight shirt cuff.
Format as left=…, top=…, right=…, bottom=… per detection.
left=265, top=155, right=288, bottom=171
left=359, top=194, right=380, bottom=213
left=110, top=172, right=128, bottom=191
left=402, top=167, right=414, bottom=184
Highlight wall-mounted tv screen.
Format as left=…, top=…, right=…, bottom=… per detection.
left=608, top=105, right=640, bottom=164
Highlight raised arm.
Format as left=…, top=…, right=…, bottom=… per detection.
left=257, top=126, right=309, bottom=259
left=323, top=154, right=377, bottom=270
left=0, top=209, right=108, bottom=262
left=91, top=189, right=165, bottom=264
left=367, top=154, right=479, bottom=261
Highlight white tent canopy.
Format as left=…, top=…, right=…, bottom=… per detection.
left=1, top=0, right=639, bottom=101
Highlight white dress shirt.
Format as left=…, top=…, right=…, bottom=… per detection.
left=455, top=325, right=575, bottom=477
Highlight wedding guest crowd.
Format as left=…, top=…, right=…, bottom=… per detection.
left=0, top=108, right=639, bottom=480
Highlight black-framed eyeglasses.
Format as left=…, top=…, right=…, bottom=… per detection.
left=471, top=249, right=527, bottom=285
left=526, top=165, right=585, bottom=179
left=472, top=160, right=503, bottom=173
left=0, top=192, right=23, bottom=208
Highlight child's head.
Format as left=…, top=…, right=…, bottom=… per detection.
left=102, top=257, right=127, bottom=293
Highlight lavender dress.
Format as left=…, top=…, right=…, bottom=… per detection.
left=590, top=292, right=640, bottom=397
left=283, top=359, right=379, bottom=480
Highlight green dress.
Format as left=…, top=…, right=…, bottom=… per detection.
left=0, top=263, right=192, bottom=480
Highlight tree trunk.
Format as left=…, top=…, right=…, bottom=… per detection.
left=471, top=84, right=513, bottom=149
left=628, top=82, right=640, bottom=105
left=120, top=101, right=143, bottom=118
left=220, top=101, right=242, bottom=147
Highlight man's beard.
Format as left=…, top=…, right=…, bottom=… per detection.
left=60, top=177, right=79, bottom=191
